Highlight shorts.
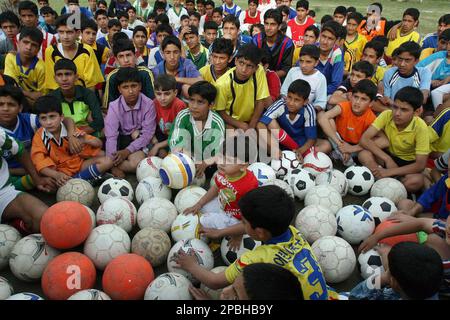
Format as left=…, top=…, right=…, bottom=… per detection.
left=328, top=137, right=359, bottom=159
left=200, top=197, right=240, bottom=229
left=118, top=134, right=154, bottom=156
left=435, top=149, right=450, bottom=173
left=389, top=153, right=415, bottom=167
left=0, top=184, right=21, bottom=221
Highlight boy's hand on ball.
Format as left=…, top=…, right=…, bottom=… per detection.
left=358, top=235, right=379, bottom=254
left=189, top=285, right=211, bottom=300
left=183, top=203, right=202, bottom=215
left=228, top=234, right=243, bottom=252
left=175, top=251, right=198, bottom=270
left=199, top=227, right=222, bottom=239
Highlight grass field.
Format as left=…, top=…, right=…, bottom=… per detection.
left=47, top=0, right=446, bottom=35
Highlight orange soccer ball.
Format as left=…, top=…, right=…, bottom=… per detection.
left=41, top=201, right=92, bottom=249
left=375, top=220, right=419, bottom=247
left=102, top=254, right=154, bottom=300
left=41, top=252, right=96, bottom=300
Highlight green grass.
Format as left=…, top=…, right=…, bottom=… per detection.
left=48, top=0, right=444, bottom=35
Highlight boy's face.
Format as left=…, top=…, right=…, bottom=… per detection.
left=235, top=57, right=257, bottom=81
left=349, top=70, right=368, bottom=87
left=156, top=31, right=170, bottom=45
left=296, top=7, right=308, bottom=21
left=197, top=2, right=205, bottom=15
left=350, top=91, right=371, bottom=115
left=205, top=4, right=214, bottom=16
left=211, top=52, right=231, bottom=73
left=119, top=16, right=129, bottom=29
left=362, top=47, right=380, bottom=65
left=241, top=216, right=262, bottom=241
left=333, top=13, right=346, bottom=25
left=286, top=91, right=307, bottom=113
left=189, top=15, right=200, bottom=27
left=181, top=18, right=190, bottom=28
left=128, top=9, right=136, bottom=21
left=116, top=50, right=137, bottom=67
left=248, top=2, right=258, bottom=15
left=133, top=31, right=148, bottom=48
left=252, top=26, right=262, bottom=36
left=38, top=112, right=63, bottom=134
left=163, top=44, right=181, bottom=68
left=20, top=9, right=38, bottom=28
left=220, top=274, right=249, bottom=300
left=43, top=13, right=56, bottom=25
left=204, top=28, right=217, bottom=44
left=0, top=95, right=22, bottom=126
left=57, top=25, right=80, bottom=47
left=184, top=33, right=200, bottom=50
left=281, top=0, right=291, bottom=7
left=437, top=37, right=449, bottom=52
left=299, top=54, right=318, bottom=74
left=18, top=36, right=41, bottom=60
left=118, top=81, right=142, bottom=105
left=185, top=2, right=195, bottom=12
left=212, top=12, right=223, bottom=26
left=188, top=93, right=210, bottom=121
left=438, top=22, right=450, bottom=36
left=155, top=89, right=177, bottom=107
left=223, top=22, right=238, bottom=42
left=156, top=8, right=166, bottom=16
left=88, top=0, right=97, bottom=9
left=81, top=28, right=97, bottom=46
left=225, top=0, right=233, bottom=6
left=147, top=18, right=156, bottom=31
left=392, top=99, right=418, bottom=128
left=98, top=3, right=107, bottom=10
left=303, top=30, right=317, bottom=45
left=396, top=51, right=417, bottom=75
left=217, top=154, right=247, bottom=177
left=38, top=0, right=48, bottom=8
left=173, top=0, right=180, bottom=6
left=54, top=69, right=78, bottom=91
left=401, top=15, right=417, bottom=33
left=96, top=15, right=109, bottom=29
left=1, top=22, right=19, bottom=40
left=319, top=30, right=337, bottom=53
left=346, top=18, right=358, bottom=35
left=264, top=18, right=280, bottom=37
left=108, top=25, right=121, bottom=38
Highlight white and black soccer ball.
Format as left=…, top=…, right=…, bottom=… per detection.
left=98, top=178, right=134, bottom=204
left=315, top=169, right=349, bottom=196
left=362, top=197, right=397, bottom=225
left=284, top=168, right=315, bottom=200
left=144, top=272, right=192, bottom=300
left=304, top=185, right=343, bottom=215
left=344, top=166, right=374, bottom=196
left=358, top=249, right=385, bottom=279
left=295, top=205, right=337, bottom=244
left=0, top=224, right=22, bottom=270
left=270, top=150, right=301, bottom=178
left=370, top=178, right=407, bottom=205
left=135, top=176, right=172, bottom=205
left=220, top=234, right=261, bottom=265
left=67, top=289, right=111, bottom=300
left=262, top=179, right=294, bottom=199
left=336, top=205, right=375, bottom=245
left=0, top=276, right=13, bottom=300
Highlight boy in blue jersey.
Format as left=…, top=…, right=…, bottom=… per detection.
left=221, top=0, right=242, bottom=18
left=175, top=185, right=339, bottom=300
left=258, top=79, right=316, bottom=160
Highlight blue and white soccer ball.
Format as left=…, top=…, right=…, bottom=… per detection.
left=7, top=292, right=44, bottom=300
left=159, top=152, right=196, bottom=189
left=336, top=205, right=376, bottom=244
left=248, top=162, right=276, bottom=186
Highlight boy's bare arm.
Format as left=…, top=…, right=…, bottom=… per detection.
left=359, top=126, right=390, bottom=161
left=81, top=136, right=103, bottom=149
left=317, top=106, right=342, bottom=144
left=176, top=76, right=203, bottom=86
left=383, top=154, right=428, bottom=177
left=214, top=222, right=246, bottom=237
left=248, top=99, right=266, bottom=129
left=218, top=110, right=249, bottom=130
left=328, top=91, right=347, bottom=106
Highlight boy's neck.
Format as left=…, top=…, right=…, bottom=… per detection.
left=346, top=32, right=357, bottom=41
left=18, top=53, right=33, bottom=66
left=62, top=86, right=76, bottom=100
left=400, top=28, right=414, bottom=37
left=320, top=49, right=332, bottom=59
left=213, top=65, right=228, bottom=78
left=62, top=42, right=78, bottom=57
left=189, top=43, right=201, bottom=55
left=166, top=61, right=179, bottom=73
left=225, top=169, right=246, bottom=180
left=302, top=68, right=316, bottom=76
left=125, top=96, right=140, bottom=107
left=266, top=32, right=278, bottom=44
left=48, top=124, right=62, bottom=140
left=296, top=16, right=306, bottom=24
left=0, top=118, right=18, bottom=131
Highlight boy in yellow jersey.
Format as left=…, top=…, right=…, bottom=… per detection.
left=199, top=38, right=233, bottom=85
left=345, top=13, right=367, bottom=69
left=175, top=185, right=338, bottom=300
left=386, top=8, right=421, bottom=59
left=44, top=13, right=104, bottom=91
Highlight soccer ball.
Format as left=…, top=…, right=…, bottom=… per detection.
left=132, top=228, right=171, bottom=267
left=96, top=197, right=137, bottom=233
left=144, top=272, right=192, bottom=300
left=98, top=178, right=134, bottom=204
left=83, top=224, right=131, bottom=270
left=7, top=292, right=44, bottom=300
left=159, top=152, right=196, bottom=189
left=220, top=234, right=261, bottom=265
left=284, top=168, right=315, bottom=200
left=315, top=169, right=349, bottom=196
left=135, top=176, right=172, bottom=205
left=167, top=239, right=214, bottom=283
left=358, top=249, right=384, bottom=279
left=174, top=186, right=207, bottom=214
left=270, top=150, right=301, bottom=178
left=248, top=162, right=276, bottom=186
left=67, top=289, right=111, bottom=300
left=137, top=198, right=178, bottom=233
left=56, top=179, right=95, bottom=207
left=262, top=179, right=294, bottom=199
left=344, top=166, right=374, bottom=196
left=200, top=266, right=227, bottom=300
left=295, top=205, right=337, bottom=244
left=304, top=185, right=343, bottom=215
left=0, top=224, right=21, bottom=270
left=336, top=205, right=375, bottom=245
left=192, top=172, right=206, bottom=187
left=370, top=178, right=407, bottom=204
left=136, top=156, right=163, bottom=182
left=302, top=150, right=333, bottom=177
left=362, top=197, right=397, bottom=225
left=171, top=214, right=202, bottom=242
left=83, top=205, right=96, bottom=230
left=0, top=276, right=13, bottom=300
left=9, top=234, right=60, bottom=282
left=311, top=236, right=356, bottom=284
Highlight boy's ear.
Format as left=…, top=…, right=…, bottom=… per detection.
left=414, top=106, right=423, bottom=117
left=254, top=227, right=271, bottom=241
left=314, top=59, right=319, bottom=67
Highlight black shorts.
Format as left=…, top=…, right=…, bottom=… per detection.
left=389, top=153, right=415, bottom=167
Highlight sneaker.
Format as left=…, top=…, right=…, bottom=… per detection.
left=330, top=150, right=343, bottom=161
left=87, top=172, right=114, bottom=187
left=343, top=157, right=355, bottom=167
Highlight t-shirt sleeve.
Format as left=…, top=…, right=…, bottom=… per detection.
left=255, top=65, right=270, bottom=101
left=213, top=80, right=228, bottom=112
left=0, top=128, right=23, bottom=159
left=371, top=110, right=391, bottom=131
left=383, top=69, right=393, bottom=99
left=304, top=105, right=317, bottom=140
left=3, top=53, right=18, bottom=82
left=259, top=99, right=285, bottom=125
left=417, top=176, right=443, bottom=211
left=31, top=131, right=55, bottom=172
left=224, top=249, right=258, bottom=284
left=414, top=121, right=431, bottom=155
left=419, top=67, right=432, bottom=92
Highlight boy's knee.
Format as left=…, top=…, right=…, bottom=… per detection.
left=402, top=174, right=425, bottom=193
left=397, top=198, right=415, bottom=210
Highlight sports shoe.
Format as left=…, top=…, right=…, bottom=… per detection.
left=87, top=172, right=114, bottom=187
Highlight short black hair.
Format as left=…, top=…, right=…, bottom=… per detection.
left=287, top=79, right=310, bottom=100
left=161, top=35, right=182, bottom=51
left=0, top=86, right=25, bottom=106
left=394, top=86, right=423, bottom=110
left=185, top=0, right=195, bottom=4
left=250, top=23, right=264, bottom=35
left=296, top=0, right=309, bottom=10
left=205, top=0, right=215, bottom=7
left=248, top=0, right=258, bottom=5
left=211, top=38, right=233, bottom=57
left=304, top=25, right=319, bottom=38
left=243, top=263, right=304, bottom=300
left=97, top=0, right=108, bottom=8
left=264, top=9, right=282, bottom=25
left=438, top=13, right=450, bottom=25
left=403, top=8, right=420, bottom=21
left=396, top=41, right=421, bottom=60
left=0, top=11, right=20, bottom=27
left=347, top=6, right=356, bottom=14
left=363, top=40, right=385, bottom=59
left=239, top=185, right=295, bottom=237
left=81, top=17, right=98, bottom=32
left=334, top=5, right=347, bottom=16
left=212, top=7, right=223, bottom=15
left=235, top=43, right=263, bottom=66
left=40, top=6, right=57, bottom=17
left=95, top=9, right=108, bottom=20
left=352, top=79, right=377, bottom=101
left=133, top=25, right=148, bottom=37
left=18, top=27, right=43, bottom=45
left=347, top=12, right=363, bottom=25
left=116, top=67, right=141, bottom=87
left=299, top=44, right=319, bottom=60
left=147, top=12, right=157, bottom=21
left=321, top=20, right=341, bottom=39
left=18, top=0, right=38, bottom=16
left=155, top=13, right=169, bottom=25
left=188, top=81, right=216, bottom=104
left=371, top=35, right=388, bottom=48
left=189, top=11, right=201, bottom=21
left=277, top=5, right=290, bottom=17
left=54, top=58, right=77, bottom=74
left=35, top=95, right=63, bottom=116
left=113, top=38, right=135, bottom=56
left=389, top=242, right=443, bottom=300
left=154, top=1, right=167, bottom=12
left=203, top=20, right=218, bottom=31
left=184, top=25, right=199, bottom=36
left=221, top=134, right=257, bottom=164
left=108, top=18, right=122, bottom=29
left=320, top=14, right=333, bottom=25
left=352, top=60, right=375, bottom=78
left=155, top=23, right=173, bottom=35
left=55, top=13, right=80, bottom=30
left=127, top=6, right=137, bottom=13
left=180, top=14, right=189, bottom=22
left=440, top=28, right=450, bottom=41
left=154, top=74, right=177, bottom=91
left=223, top=14, right=240, bottom=29
left=117, top=11, right=129, bottom=20
left=308, top=9, right=315, bottom=17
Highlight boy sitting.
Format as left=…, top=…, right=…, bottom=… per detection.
left=184, top=26, right=209, bottom=70
left=31, top=95, right=113, bottom=189
left=258, top=79, right=316, bottom=160
left=81, top=18, right=110, bottom=69
left=175, top=185, right=339, bottom=300
left=317, top=79, right=379, bottom=167
left=359, top=86, right=430, bottom=193
left=97, top=18, right=122, bottom=49
left=0, top=10, right=20, bottom=53
left=199, top=38, right=233, bottom=85
left=148, top=24, right=172, bottom=69
left=49, top=59, right=104, bottom=137
left=286, top=0, right=315, bottom=48
left=151, top=74, right=187, bottom=158
left=105, top=67, right=156, bottom=178
left=344, top=12, right=367, bottom=67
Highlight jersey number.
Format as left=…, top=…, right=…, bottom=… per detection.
left=293, top=249, right=328, bottom=300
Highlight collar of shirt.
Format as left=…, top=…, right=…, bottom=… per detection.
left=43, top=123, right=68, bottom=146
left=58, top=86, right=85, bottom=103
left=119, top=94, right=143, bottom=112
left=388, top=113, right=418, bottom=133
left=189, top=109, right=213, bottom=136
left=264, top=227, right=293, bottom=245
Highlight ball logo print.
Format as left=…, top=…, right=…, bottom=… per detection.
left=66, top=265, right=81, bottom=290
left=352, top=205, right=373, bottom=222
